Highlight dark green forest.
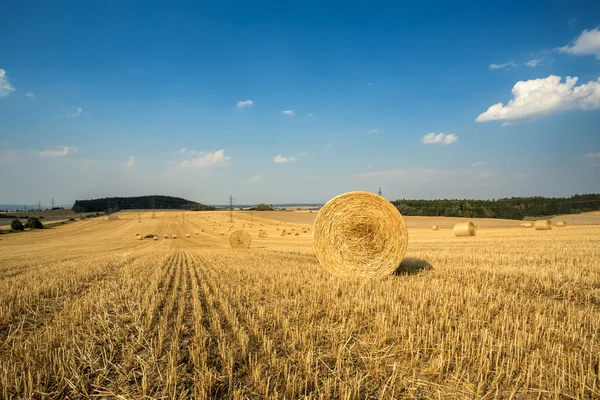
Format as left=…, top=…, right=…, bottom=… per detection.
left=72, top=196, right=214, bottom=213
left=391, top=194, right=600, bottom=220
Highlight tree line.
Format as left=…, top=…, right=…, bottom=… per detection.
left=72, top=195, right=215, bottom=213
left=390, top=193, right=600, bottom=220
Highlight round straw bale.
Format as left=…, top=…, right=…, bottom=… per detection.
left=431, top=225, right=439, bottom=231
left=220, top=232, right=224, bottom=235
left=280, top=229, right=286, bottom=236
left=153, top=236, right=159, bottom=241
left=534, top=220, right=552, bottom=230
left=163, top=234, right=168, bottom=238
left=454, top=222, right=476, bottom=237
left=172, top=234, right=177, bottom=239
left=258, top=231, right=266, bottom=238
left=313, top=191, right=408, bottom=278
left=294, top=232, right=299, bottom=236
left=229, top=230, right=251, bottom=249
left=520, top=222, right=533, bottom=228
left=555, top=221, right=567, bottom=227
left=186, top=233, right=191, bottom=238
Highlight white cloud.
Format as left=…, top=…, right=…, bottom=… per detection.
left=583, top=152, right=600, bottom=159
left=38, top=146, right=78, bottom=158
left=476, top=75, right=600, bottom=123
left=307, top=113, right=313, bottom=117
left=471, top=161, right=488, bottom=167
left=367, top=164, right=373, bottom=168
left=247, top=174, right=262, bottom=183
left=25, top=92, right=35, bottom=98
left=367, top=129, right=379, bottom=134
left=126, top=156, right=136, bottom=170
left=525, top=59, right=540, bottom=68
left=368, top=82, right=373, bottom=86
left=180, top=148, right=201, bottom=155
left=282, top=110, right=294, bottom=116
left=236, top=100, right=253, bottom=109
left=297, top=151, right=308, bottom=156
left=67, top=107, right=84, bottom=118
left=180, top=149, right=231, bottom=168
left=274, top=155, right=295, bottom=163
left=489, top=61, right=517, bottom=70
left=421, top=133, right=458, bottom=145
left=558, top=27, right=600, bottom=59
left=0, top=69, right=16, bottom=97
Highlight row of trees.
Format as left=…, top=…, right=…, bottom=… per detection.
left=391, top=194, right=600, bottom=220
left=73, top=195, right=214, bottom=213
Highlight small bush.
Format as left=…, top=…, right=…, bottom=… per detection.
left=69, top=218, right=75, bottom=221
left=39, top=216, right=45, bottom=219
left=24, top=217, right=43, bottom=229
left=11, top=219, right=24, bottom=231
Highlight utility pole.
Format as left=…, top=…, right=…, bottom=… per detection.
left=228, top=195, right=234, bottom=223
left=38, top=201, right=41, bottom=211
left=152, top=197, right=156, bottom=219
left=107, top=199, right=110, bottom=216
left=378, top=187, right=383, bottom=197
left=52, top=198, right=54, bottom=219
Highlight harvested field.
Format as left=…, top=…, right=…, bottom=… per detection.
left=0, top=210, right=599, bottom=398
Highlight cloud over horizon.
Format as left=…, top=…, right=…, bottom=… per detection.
left=476, top=75, right=600, bottom=123
left=38, top=146, right=77, bottom=158
left=282, top=110, right=294, bottom=116
left=236, top=100, right=253, bottom=109
left=180, top=149, right=230, bottom=168
left=274, top=155, right=295, bottom=163
left=421, top=133, right=458, bottom=145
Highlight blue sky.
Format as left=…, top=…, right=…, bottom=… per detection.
left=1, top=1, right=599, bottom=205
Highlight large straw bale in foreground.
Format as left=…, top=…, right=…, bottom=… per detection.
left=313, top=191, right=408, bottom=278
left=454, top=222, right=476, bottom=237
left=229, top=230, right=251, bottom=249
left=534, top=220, right=552, bottom=230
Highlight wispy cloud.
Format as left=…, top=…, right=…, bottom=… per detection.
left=489, top=61, right=517, bottom=70
left=0, top=69, right=16, bottom=97
left=583, top=152, right=600, bottom=159
left=367, top=129, right=379, bottom=134
left=476, top=75, right=600, bottom=124
left=307, top=113, right=313, bottom=117
left=421, top=133, right=458, bottom=145
left=38, top=146, right=78, bottom=158
left=525, top=59, right=540, bottom=67
left=557, top=27, right=600, bottom=59
left=236, top=100, right=253, bottom=109
left=67, top=107, right=85, bottom=118
left=180, top=148, right=202, bottom=155
left=126, top=156, right=137, bottom=170
left=25, top=92, right=35, bottom=98
left=297, top=151, right=308, bottom=156
left=247, top=174, right=262, bottom=183
left=180, top=149, right=231, bottom=168
left=282, top=110, right=294, bottom=116
left=274, top=155, right=295, bottom=163
left=471, top=161, right=488, bottom=167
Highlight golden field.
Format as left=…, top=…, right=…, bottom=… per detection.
left=0, top=210, right=599, bottom=399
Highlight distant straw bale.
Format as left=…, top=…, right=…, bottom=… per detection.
left=313, top=191, right=408, bottom=278
left=534, top=220, right=552, bottom=230
left=229, top=230, right=251, bottom=249
left=186, top=233, right=191, bottom=238
left=172, top=234, right=177, bottom=239
left=431, top=225, right=439, bottom=231
left=520, top=222, right=533, bottom=228
left=454, top=222, right=476, bottom=237
left=555, top=221, right=567, bottom=227
left=280, top=230, right=286, bottom=236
